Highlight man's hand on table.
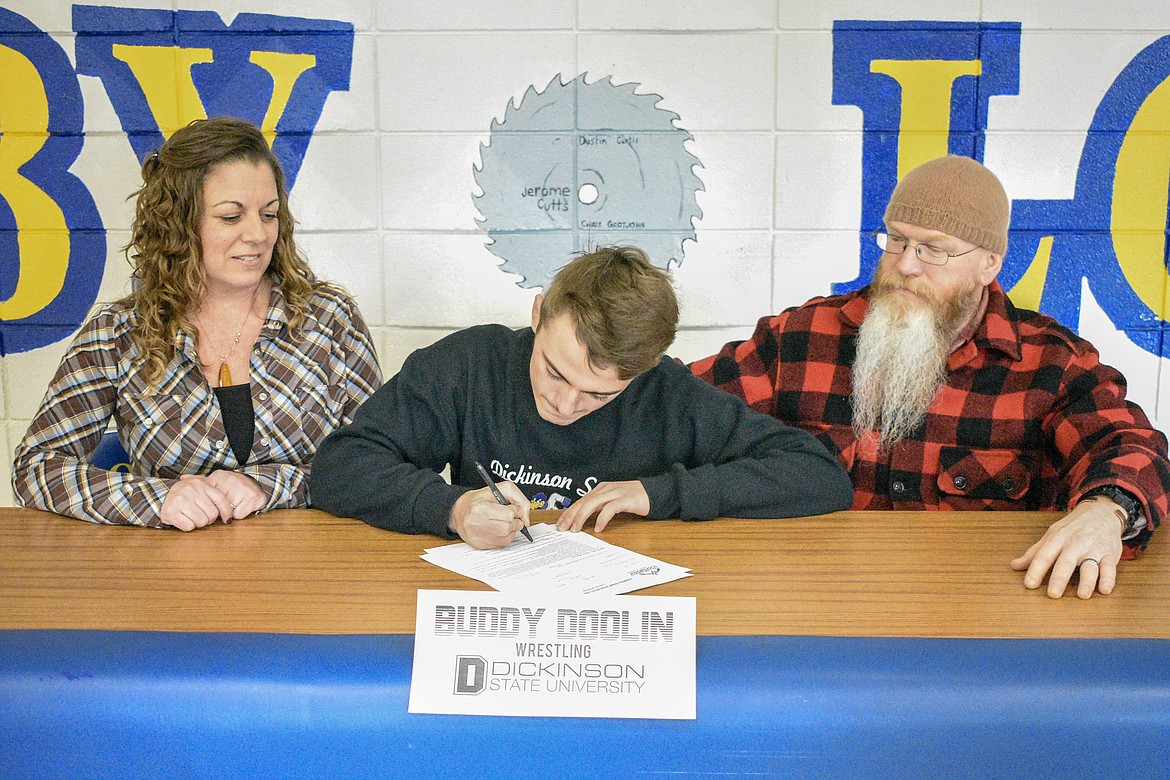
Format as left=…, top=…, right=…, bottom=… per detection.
left=556, top=480, right=650, bottom=533
left=1011, top=497, right=1125, bottom=599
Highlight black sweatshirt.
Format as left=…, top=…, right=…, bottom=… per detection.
left=310, top=325, right=852, bottom=537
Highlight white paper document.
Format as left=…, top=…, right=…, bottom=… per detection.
left=421, top=522, right=691, bottom=595
left=409, top=589, right=697, bottom=719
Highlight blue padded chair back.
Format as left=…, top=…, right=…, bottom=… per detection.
left=92, top=431, right=132, bottom=473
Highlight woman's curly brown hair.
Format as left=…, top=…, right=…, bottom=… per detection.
left=123, top=116, right=326, bottom=385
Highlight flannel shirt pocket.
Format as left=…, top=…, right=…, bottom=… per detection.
left=118, top=391, right=181, bottom=462
left=937, top=446, right=1032, bottom=503
left=296, top=380, right=345, bottom=448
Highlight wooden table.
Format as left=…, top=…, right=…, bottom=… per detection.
left=2, top=507, right=1168, bottom=778
left=2, top=507, right=1166, bottom=637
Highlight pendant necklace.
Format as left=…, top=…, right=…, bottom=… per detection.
left=206, top=284, right=262, bottom=388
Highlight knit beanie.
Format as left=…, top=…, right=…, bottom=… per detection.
left=883, top=155, right=1010, bottom=255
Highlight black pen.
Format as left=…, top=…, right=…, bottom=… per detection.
left=474, top=461, right=534, bottom=543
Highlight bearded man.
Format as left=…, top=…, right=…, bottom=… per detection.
left=691, top=155, right=1170, bottom=599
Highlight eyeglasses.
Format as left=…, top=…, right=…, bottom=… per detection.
left=872, top=229, right=980, bottom=267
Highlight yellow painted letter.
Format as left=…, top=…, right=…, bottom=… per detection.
left=0, top=44, right=70, bottom=321
left=870, top=59, right=982, bottom=178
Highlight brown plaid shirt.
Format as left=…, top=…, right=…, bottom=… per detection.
left=690, top=281, right=1170, bottom=556
left=13, top=287, right=381, bottom=526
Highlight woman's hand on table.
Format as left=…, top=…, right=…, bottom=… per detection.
left=160, top=471, right=264, bottom=530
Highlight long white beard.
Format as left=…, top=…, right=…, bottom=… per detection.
left=851, top=296, right=949, bottom=449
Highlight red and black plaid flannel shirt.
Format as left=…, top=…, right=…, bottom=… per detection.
left=690, top=281, right=1170, bottom=557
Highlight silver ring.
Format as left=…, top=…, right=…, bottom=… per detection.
left=1079, top=557, right=1100, bottom=568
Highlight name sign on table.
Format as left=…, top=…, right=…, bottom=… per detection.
left=409, top=589, right=696, bottom=719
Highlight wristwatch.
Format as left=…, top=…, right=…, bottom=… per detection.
left=1081, top=485, right=1144, bottom=539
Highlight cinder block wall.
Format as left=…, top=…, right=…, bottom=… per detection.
left=3, top=0, right=1169, bottom=506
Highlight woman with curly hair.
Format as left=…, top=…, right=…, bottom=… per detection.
left=13, top=116, right=382, bottom=530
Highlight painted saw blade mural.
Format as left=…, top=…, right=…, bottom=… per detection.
left=473, top=74, right=704, bottom=289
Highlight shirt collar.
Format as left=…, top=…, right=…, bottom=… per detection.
left=976, top=280, right=1023, bottom=361
left=262, top=284, right=290, bottom=334
left=949, top=284, right=988, bottom=352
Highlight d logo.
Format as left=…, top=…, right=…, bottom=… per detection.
left=453, top=656, right=487, bottom=695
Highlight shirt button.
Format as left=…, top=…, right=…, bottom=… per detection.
left=1002, top=478, right=1015, bottom=492
left=261, top=438, right=270, bottom=446
left=953, top=475, right=968, bottom=490
left=258, top=392, right=269, bottom=401
left=216, top=440, right=225, bottom=449
left=891, top=480, right=905, bottom=494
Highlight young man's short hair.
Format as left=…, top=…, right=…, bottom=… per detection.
left=538, top=245, right=678, bottom=380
